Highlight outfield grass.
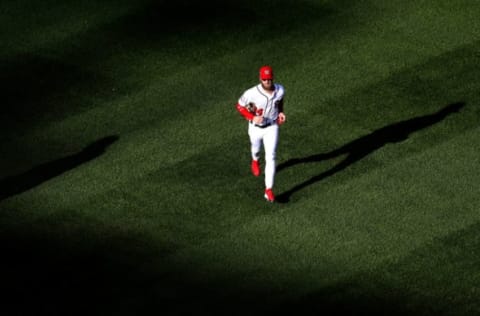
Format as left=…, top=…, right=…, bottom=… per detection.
left=1, top=0, right=480, bottom=315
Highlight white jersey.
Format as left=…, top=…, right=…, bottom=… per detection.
left=238, top=83, right=285, bottom=123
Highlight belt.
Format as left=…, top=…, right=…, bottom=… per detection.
left=251, top=121, right=273, bottom=128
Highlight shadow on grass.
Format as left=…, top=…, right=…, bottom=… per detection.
left=0, top=223, right=163, bottom=316
left=0, top=135, right=118, bottom=201
left=276, top=102, right=466, bottom=203
left=113, top=0, right=332, bottom=41
left=2, top=222, right=475, bottom=316
left=0, top=54, right=114, bottom=133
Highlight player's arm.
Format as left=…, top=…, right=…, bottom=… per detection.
left=236, top=102, right=255, bottom=121
left=237, top=103, right=264, bottom=124
left=236, top=91, right=255, bottom=121
left=277, top=98, right=284, bottom=113
left=236, top=90, right=264, bottom=124
left=277, top=98, right=286, bottom=125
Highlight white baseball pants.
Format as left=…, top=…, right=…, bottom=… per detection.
left=248, top=123, right=279, bottom=189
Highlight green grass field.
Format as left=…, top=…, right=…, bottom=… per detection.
left=1, top=0, right=480, bottom=315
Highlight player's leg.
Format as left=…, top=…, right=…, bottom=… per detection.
left=248, top=124, right=263, bottom=160
left=248, top=124, right=263, bottom=176
left=263, top=124, right=279, bottom=192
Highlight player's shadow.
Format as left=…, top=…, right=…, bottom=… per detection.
left=0, top=135, right=119, bottom=202
left=276, top=102, right=465, bottom=203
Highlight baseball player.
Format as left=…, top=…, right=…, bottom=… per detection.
left=235, top=65, right=286, bottom=202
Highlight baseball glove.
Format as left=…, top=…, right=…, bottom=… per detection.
left=246, top=102, right=257, bottom=114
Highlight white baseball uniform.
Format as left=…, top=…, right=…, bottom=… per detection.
left=237, top=83, right=285, bottom=189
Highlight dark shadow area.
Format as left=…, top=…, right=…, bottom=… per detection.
left=1, top=223, right=471, bottom=316
left=0, top=135, right=118, bottom=201
left=117, top=0, right=255, bottom=36
left=114, top=0, right=332, bottom=40
left=276, top=102, right=466, bottom=203
left=0, top=223, right=167, bottom=316
left=269, top=281, right=436, bottom=316
left=270, top=281, right=415, bottom=316
left=0, top=55, right=109, bottom=132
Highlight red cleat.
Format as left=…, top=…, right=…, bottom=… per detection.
left=251, top=160, right=260, bottom=177
left=264, top=188, right=275, bottom=202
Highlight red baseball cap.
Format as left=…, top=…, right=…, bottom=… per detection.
left=259, top=65, right=274, bottom=80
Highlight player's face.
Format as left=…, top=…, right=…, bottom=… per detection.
left=261, top=78, right=274, bottom=90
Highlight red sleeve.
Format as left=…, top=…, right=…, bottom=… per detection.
left=236, top=103, right=254, bottom=121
